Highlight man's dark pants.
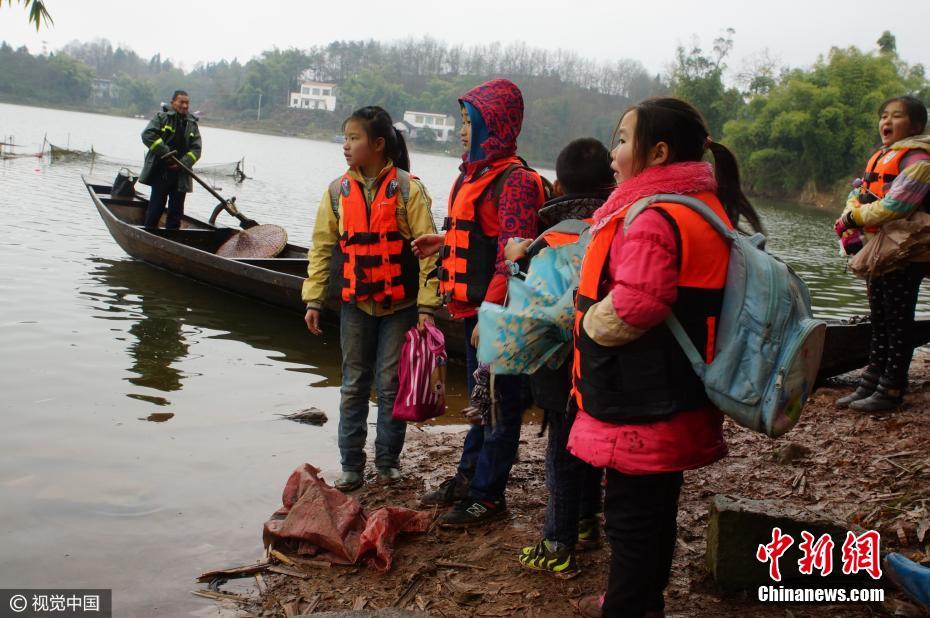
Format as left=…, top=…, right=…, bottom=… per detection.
left=145, top=171, right=186, bottom=229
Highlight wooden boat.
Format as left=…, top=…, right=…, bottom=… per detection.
left=82, top=175, right=930, bottom=380
left=82, top=175, right=465, bottom=352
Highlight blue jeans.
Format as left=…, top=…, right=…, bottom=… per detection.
left=542, top=406, right=603, bottom=547
left=338, top=303, right=417, bottom=472
left=145, top=172, right=186, bottom=229
left=456, top=316, right=530, bottom=501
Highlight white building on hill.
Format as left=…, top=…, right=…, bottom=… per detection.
left=401, top=111, right=456, bottom=142
left=289, top=77, right=336, bottom=112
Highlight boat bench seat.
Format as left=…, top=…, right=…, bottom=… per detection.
left=230, top=258, right=309, bottom=276
left=144, top=227, right=235, bottom=253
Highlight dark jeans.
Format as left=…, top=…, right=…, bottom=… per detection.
left=456, top=316, right=530, bottom=501
left=145, top=172, right=186, bottom=229
left=543, top=406, right=603, bottom=547
left=603, top=468, right=683, bottom=618
left=866, top=263, right=925, bottom=390
left=338, top=303, right=417, bottom=472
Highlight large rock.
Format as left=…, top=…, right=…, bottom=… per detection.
left=706, top=494, right=881, bottom=591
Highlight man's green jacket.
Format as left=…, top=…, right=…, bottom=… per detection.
left=139, top=108, right=202, bottom=192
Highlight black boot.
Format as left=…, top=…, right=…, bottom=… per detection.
left=849, top=382, right=904, bottom=412
left=835, top=370, right=880, bottom=408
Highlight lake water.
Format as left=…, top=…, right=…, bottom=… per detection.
left=1, top=102, right=928, bottom=615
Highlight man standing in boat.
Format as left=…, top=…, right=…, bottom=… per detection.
left=139, top=90, right=202, bottom=229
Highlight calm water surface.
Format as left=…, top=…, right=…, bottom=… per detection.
left=1, top=103, right=928, bottom=615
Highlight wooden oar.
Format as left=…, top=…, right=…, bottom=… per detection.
left=168, top=153, right=258, bottom=229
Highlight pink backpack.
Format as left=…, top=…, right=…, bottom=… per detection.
left=393, top=322, right=447, bottom=422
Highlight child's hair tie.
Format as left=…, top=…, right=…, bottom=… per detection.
left=704, top=136, right=714, bottom=150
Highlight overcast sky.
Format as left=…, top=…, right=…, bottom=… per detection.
left=2, top=0, right=928, bottom=79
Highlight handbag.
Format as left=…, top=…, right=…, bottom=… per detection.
left=848, top=210, right=930, bottom=279
left=392, top=322, right=447, bottom=422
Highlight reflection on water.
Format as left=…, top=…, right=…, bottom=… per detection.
left=126, top=392, right=170, bottom=406
left=126, top=306, right=188, bottom=393
left=84, top=257, right=473, bottom=412
left=85, top=256, right=344, bottom=387
left=140, top=412, right=175, bottom=422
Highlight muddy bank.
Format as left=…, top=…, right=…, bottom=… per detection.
left=201, top=360, right=930, bottom=617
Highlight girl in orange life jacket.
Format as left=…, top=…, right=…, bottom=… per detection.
left=833, top=95, right=930, bottom=412
left=302, top=106, right=440, bottom=492
left=567, top=99, right=762, bottom=618
left=411, top=79, right=545, bottom=527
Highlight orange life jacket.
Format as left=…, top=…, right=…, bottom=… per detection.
left=572, top=192, right=731, bottom=424
left=335, top=167, right=418, bottom=306
left=437, top=156, right=544, bottom=304
left=538, top=218, right=592, bottom=248
left=522, top=218, right=593, bottom=264
left=861, top=147, right=912, bottom=201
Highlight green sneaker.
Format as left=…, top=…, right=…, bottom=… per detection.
left=518, top=538, right=579, bottom=579
left=577, top=516, right=601, bottom=551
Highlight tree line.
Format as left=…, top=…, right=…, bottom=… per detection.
left=0, top=37, right=664, bottom=165
left=671, top=30, right=929, bottom=199
left=1, top=33, right=927, bottom=200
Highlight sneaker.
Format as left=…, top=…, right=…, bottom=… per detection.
left=849, top=385, right=904, bottom=413
left=835, top=385, right=876, bottom=407
left=334, top=470, right=363, bottom=492
left=836, top=370, right=880, bottom=408
left=576, top=516, right=601, bottom=551
left=420, top=473, right=470, bottom=507
left=437, top=498, right=506, bottom=527
left=518, top=538, right=579, bottom=578
left=376, top=466, right=401, bottom=484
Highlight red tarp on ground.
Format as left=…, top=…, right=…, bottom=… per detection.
left=262, top=464, right=432, bottom=572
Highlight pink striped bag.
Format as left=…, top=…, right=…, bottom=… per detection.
left=392, top=322, right=447, bottom=422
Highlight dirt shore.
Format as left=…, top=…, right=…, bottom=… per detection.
left=202, top=360, right=930, bottom=617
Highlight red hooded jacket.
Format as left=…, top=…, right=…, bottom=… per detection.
left=446, top=79, right=544, bottom=319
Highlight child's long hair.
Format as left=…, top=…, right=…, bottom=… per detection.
left=621, top=97, right=762, bottom=233
left=343, top=106, right=411, bottom=172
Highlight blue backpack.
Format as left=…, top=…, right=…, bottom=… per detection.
left=625, top=194, right=826, bottom=438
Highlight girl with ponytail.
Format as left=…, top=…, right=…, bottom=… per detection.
left=302, top=105, right=440, bottom=492
left=569, top=98, right=762, bottom=617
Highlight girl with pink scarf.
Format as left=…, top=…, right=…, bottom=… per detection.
left=570, top=99, right=762, bottom=618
